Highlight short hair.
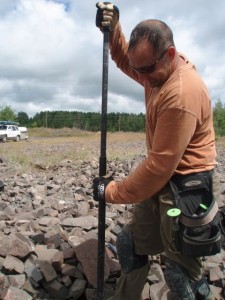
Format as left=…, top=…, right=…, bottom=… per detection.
left=128, top=20, right=175, bottom=53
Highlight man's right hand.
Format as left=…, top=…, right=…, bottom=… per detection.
left=96, top=2, right=119, bottom=31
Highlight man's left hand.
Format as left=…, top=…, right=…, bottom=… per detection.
left=93, top=176, right=114, bottom=201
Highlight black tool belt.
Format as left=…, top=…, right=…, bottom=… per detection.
left=169, top=170, right=225, bottom=258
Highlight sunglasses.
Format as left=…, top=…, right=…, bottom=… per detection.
left=130, top=47, right=169, bottom=74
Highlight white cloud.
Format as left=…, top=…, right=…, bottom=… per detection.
left=0, top=0, right=78, bottom=76
left=0, top=0, right=224, bottom=117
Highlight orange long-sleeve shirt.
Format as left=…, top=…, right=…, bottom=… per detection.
left=105, top=23, right=216, bottom=204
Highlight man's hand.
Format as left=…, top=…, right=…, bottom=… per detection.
left=96, top=2, right=119, bottom=31
left=93, top=176, right=114, bottom=201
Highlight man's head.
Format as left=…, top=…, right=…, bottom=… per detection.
left=128, top=20, right=177, bottom=87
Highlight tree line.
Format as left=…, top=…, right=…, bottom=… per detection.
left=1, top=99, right=225, bottom=135
left=31, top=111, right=146, bottom=132
left=0, top=106, right=145, bottom=132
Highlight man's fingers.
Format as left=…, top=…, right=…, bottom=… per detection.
left=103, top=15, right=113, bottom=22
left=103, top=11, right=113, bottom=17
left=96, top=2, right=105, bottom=9
left=97, top=2, right=114, bottom=11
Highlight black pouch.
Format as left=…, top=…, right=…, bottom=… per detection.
left=169, top=171, right=225, bottom=258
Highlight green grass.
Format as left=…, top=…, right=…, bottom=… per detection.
left=2, top=128, right=223, bottom=173
left=0, top=129, right=146, bottom=172
left=28, top=127, right=92, bottom=138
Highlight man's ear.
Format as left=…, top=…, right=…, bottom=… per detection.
left=168, top=46, right=176, bottom=61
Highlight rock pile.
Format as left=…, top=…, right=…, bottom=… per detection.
left=0, top=152, right=224, bottom=299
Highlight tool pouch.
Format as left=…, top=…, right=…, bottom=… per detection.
left=169, top=171, right=225, bottom=257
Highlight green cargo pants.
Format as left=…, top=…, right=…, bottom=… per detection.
left=108, top=171, right=220, bottom=300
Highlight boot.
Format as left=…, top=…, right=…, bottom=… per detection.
left=190, top=276, right=211, bottom=300
left=164, top=258, right=195, bottom=300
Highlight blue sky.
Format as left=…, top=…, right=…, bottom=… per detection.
left=0, top=0, right=224, bottom=117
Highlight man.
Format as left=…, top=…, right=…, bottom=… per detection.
left=93, top=2, right=219, bottom=299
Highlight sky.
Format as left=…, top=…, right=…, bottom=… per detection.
left=0, top=0, right=224, bottom=117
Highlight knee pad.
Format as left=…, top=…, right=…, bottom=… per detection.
left=116, top=225, right=148, bottom=274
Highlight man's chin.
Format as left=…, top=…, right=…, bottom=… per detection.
left=149, top=81, right=161, bottom=88
left=148, top=78, right=166, bottom=88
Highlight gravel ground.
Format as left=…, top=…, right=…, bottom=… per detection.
left=0, top=133, right=225, bottom=299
